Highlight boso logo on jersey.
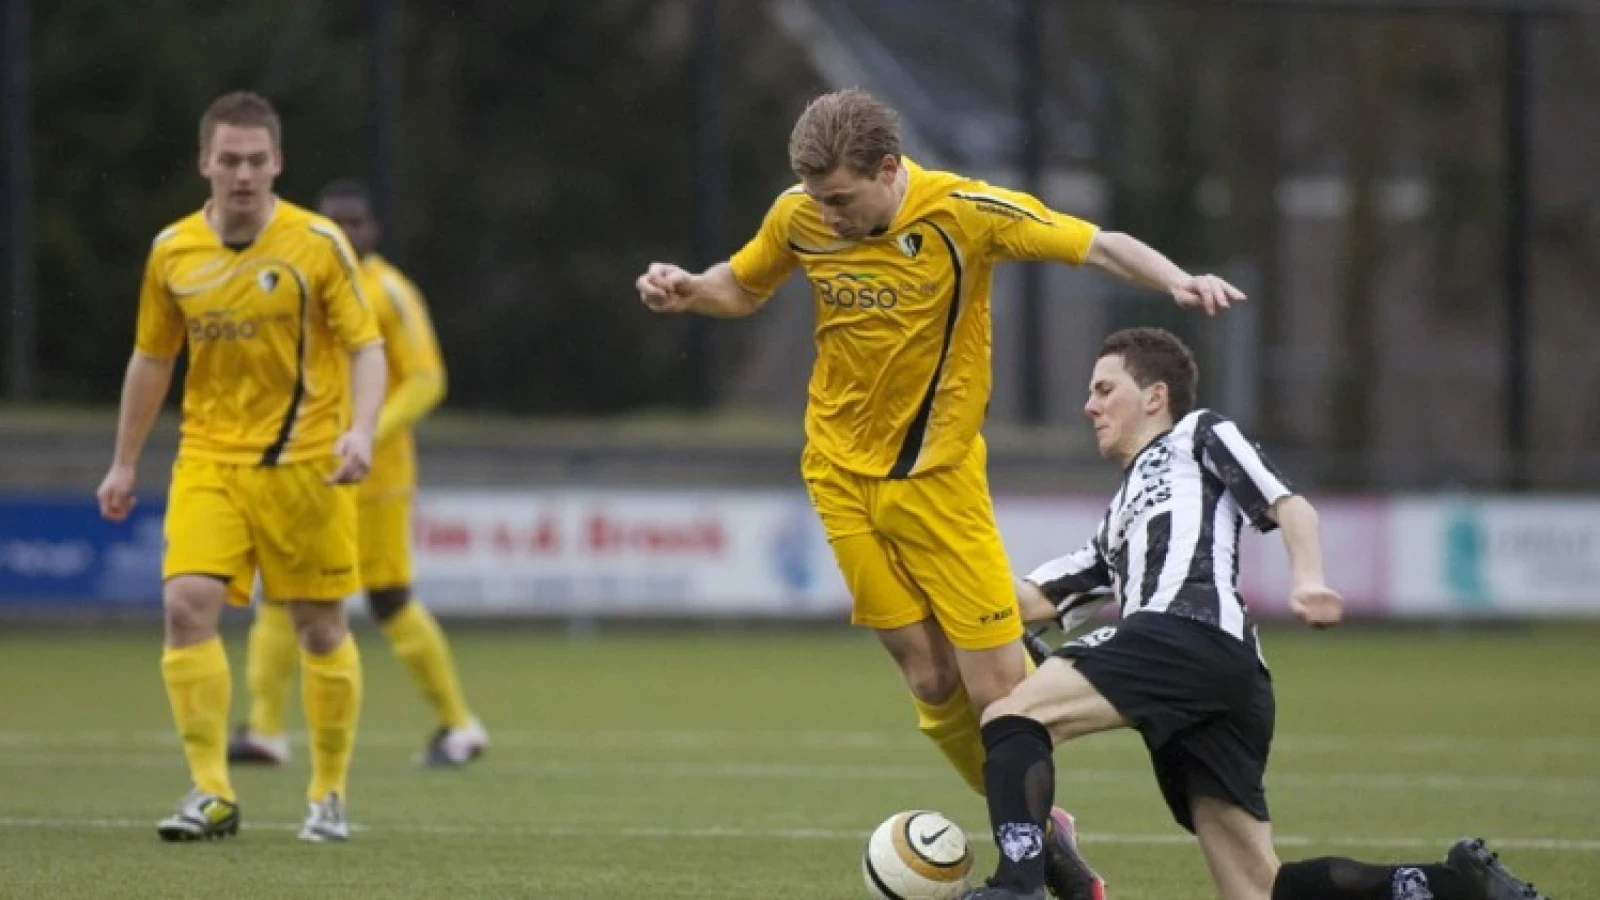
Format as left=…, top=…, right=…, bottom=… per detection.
left=812, top=273, right=900, bottom=310
left=186, top=311, right=291, bottom=343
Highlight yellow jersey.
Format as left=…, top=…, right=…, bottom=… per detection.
left=135, top=200, right=382, bottom=465
left=361, top=253, right=446, bottom=499
left=729, top=158, right=1099, bottom=478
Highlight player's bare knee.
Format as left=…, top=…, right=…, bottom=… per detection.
left=902, top=658, right=963, bottom=705
left=287, top=601, right=349, bottom=655
left=161, top=577, right=224, bottom=646
left=878, top=624, right=963, bottom=704
left=366, top=587, right=410, bottom=623
left=161, top=601, right=213, bottom=646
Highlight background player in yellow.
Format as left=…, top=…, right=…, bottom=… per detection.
left=230, top=179, right=488, bottom=769
left=95, top=92, right=387, bottom=843
left=636, top=88, right=1243, bottom=899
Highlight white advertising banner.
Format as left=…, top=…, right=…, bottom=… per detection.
left=412, top=490, right=846, bottom=616
left=410, top=490, right=1402, bottom=619
left=1389, top=498, right=1600, bottom=616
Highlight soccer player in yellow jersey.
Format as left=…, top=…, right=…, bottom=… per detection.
left=637, top=89, right=1243, bottom=899
left=230, top=179, right=487, bottom=769
left=95, top=92, right=386, bottom=843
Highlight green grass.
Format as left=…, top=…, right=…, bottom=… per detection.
left=0, top=624, right=1595, bottom=898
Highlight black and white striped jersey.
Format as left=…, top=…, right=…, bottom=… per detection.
left=1027, top=410, right=1294, bottom=657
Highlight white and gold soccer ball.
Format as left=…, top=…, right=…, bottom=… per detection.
left=861, top=810, right=974, bottom=900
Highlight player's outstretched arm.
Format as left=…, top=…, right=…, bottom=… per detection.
left=1084, top=231, right=1245, bottom=316
left=97, top=352, right=176, bottom=522
left=636, top=262, right=763, bottom=319
left=1272, top=494, right=1345, bottom=629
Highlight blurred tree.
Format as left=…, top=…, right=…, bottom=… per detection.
left=28, top=0, right=820, bottom=412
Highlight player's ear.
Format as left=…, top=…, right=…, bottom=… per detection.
left=1145, top=381, right=1169, bottom=415
left=876, top=154, right=899, bottom=184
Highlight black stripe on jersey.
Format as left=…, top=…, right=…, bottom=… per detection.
left=1138, top=511, right=1172, bottom=609
left=260, top=276, right=309, bottom=467
left=1231, top=517, right=1243, bottom=592
left=949, top=191, right=1052, bottom=225
left=787, top=240, right=850, bottom=255
left=1035, top=554, right=1110, bottom=601
left=1170, top=470, right=1224, bottom=626
left=888, top=221, right=962, bottom=479
left=1196, top=410, right=1293, bottom=529
left=1113, top=549, right=1131, bottom=615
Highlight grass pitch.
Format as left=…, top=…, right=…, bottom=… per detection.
left=1, top=623, right=1595, bottom=898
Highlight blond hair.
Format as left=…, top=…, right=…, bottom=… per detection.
left=788, top=89, right=901, bottom=179
left=199, top=91, right=282, bottom=153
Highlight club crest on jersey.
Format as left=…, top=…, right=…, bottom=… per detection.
left=897, top=231, right=923, bottom=259
left=257, top=269, right=280, bottom=293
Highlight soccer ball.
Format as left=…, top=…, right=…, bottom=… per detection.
left=861, top=810, right=974, bottom=899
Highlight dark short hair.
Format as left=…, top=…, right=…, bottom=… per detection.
left=317, top=178, right=372, bottom=208
left=199, top=91, right=281, bottom=152
left=1098, top=327, right=1198, bottom=419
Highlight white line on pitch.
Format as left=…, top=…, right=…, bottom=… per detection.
left=0, top=729, right=1595, bottom=754
left=2, top=752, right=1598, bottom=796
left=0, top=817, right=1594, bottom=853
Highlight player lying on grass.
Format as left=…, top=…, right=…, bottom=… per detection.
left=966, top=328, right=1547, bottom=900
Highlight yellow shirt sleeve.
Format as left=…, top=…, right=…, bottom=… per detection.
left=727, top=192, right=801, bottom=300
left=374, top=273, right=446, bottom=443
left=312, top=223, right=382, bottom=349
left=958, top=184, right=1100, bottom=265
left=133, top=242, right=185, bottom=358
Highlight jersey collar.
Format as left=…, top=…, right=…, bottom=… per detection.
left=201, top=196, right=280, bottom=249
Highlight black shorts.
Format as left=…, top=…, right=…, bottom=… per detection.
left=1057, top=611, right=1275, bottom=833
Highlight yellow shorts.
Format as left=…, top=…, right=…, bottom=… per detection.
left=163, top=456, right=360, bottom=606
left=358, top=494, right=414, bottom=591
left=801, top=436, right=1021, bottom=650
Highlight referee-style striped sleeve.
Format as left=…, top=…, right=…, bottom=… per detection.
left=1197, top=412, right=1294, bottom=532
left=1026, top=536, right=1112, bottom=605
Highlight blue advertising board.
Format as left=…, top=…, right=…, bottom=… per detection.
left=0, top=496, right=165, bottom=610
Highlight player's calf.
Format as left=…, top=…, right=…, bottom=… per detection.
left=1271, top=845, right=1548, bottom=900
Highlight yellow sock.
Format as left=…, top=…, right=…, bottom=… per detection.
left=913, top=681, right=986, bottom=795
left=246, top=600, right=298, bottom=737
left=301, top=634, right=361, bottom=802
left=380, top=601, right=473, bottom=728
left=161, top=637, right=234, bottom=802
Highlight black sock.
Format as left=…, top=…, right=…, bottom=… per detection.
left=980, top=715, right=1055, bottom=892
left=1273, top=858, right=1474, bottom=900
